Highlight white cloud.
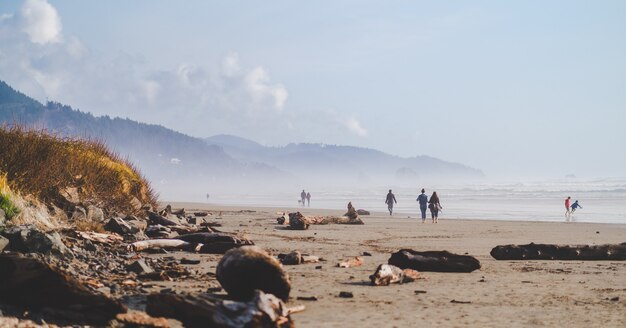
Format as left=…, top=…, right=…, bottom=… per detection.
left=344, top=116, right=368, bottom=137
left=21, top=0, right=62, bottom=44
left=244, top=67, right=288, bottom=112
left=0, top=0, right=365, bottom=146
left=221, top=52, right=241, bottom=77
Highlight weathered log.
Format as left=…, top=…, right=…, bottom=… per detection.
left=0, top=254, right=126, bottom=325
left=388, top=249, right=481, bottom=273
left=325, top=216, right=364, bottom=225
left=278, top=251, right=320, bottom=265
left=370, top=264, right=421, bottom=286
left=490, top=242, right=626, bottom=260
left=148, top=211, right=179, bottom=226
left=337, top=256, right=363, bottom=268
left=217, top=246, right=291, bottom=302
left=146, top=290, right=293, bottom=328
left=176, top=232, right=254, bottom=254
left=356, top=209, right=370, bottom=215
left=128, top=239, right=194, bottom=252
left=288, top=212, right=309, bottom=230
left=77, top=231, right=124, bottom=244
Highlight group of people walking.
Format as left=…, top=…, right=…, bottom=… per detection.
left=300, top=190, right=311, bottom=207
left=385, top=189, right=442, bottom=223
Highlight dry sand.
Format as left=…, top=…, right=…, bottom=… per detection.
left=157, top=202, right=626, bottom=327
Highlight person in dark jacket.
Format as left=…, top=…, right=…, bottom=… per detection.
left=570, top=200, right=583, bottom=213
left=385, top=189, right=397, bottom=216
left=428, top=191, right=442, bottom=223
left=416, top=188, right=428, bottom=223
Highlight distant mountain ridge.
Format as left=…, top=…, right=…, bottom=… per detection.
left=205, top=134, right=484, bottom=184
left=0, top=80, right=483, bottom=199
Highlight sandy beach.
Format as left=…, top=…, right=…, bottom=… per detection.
left=146, top=202, right=626, bottom=327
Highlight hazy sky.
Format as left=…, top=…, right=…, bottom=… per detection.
left=1, top=0, right=624, bottom=178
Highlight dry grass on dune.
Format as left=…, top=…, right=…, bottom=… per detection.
left=0, top=124, right=158, bottom=219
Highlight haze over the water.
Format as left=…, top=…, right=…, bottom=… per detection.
left=1, top=0, right=625, bottom=179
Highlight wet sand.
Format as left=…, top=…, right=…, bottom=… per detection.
left=161, top=202, right=626, bottom=327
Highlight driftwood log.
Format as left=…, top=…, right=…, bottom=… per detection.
left=370, top=264, right=420, bottom=286
left=128, top=233, right=253, bottom=254
left=148, top=211, right=179, bottom=226
left=490, top=242, right=626, bottom=260
left=146, top=290, right=293, bottom=328
left=288, top=212, right=309, bottom=230
left=128, top=239, right=194, bottom=252
left=217, top=246, right=291, bottom=302
left=287, top=214, right=364, bottom=226
left=278, top=251, right=320, bottom=265
left=176, top=232, right=254, bottom=254
left=337, top=256, right=363, bottom=268
left=388, top=249, right=481, bottom=273
left=0, top=254, right=126, bottom=325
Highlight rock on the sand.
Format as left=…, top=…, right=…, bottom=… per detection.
left=216, top=246, right=291, bottom=301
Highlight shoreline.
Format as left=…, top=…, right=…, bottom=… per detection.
left=163, top=201, right=626, bottom=226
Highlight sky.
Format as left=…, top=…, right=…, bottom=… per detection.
left=0, top=0, right=625, bottom=178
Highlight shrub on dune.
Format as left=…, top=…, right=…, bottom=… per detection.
left=0, top=125, right=158, bottom=227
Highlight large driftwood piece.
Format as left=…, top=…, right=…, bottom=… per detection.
left=490, top=242, right=626, bottom=260
left=128, top=239, right=193, bottom=252
left=217, top=246, right=291, bottom=302
left=0, top=254, right=126, bottom=325
left=388, top=249, right=481, bottom=273
left=288, top=212, right=309, bottom=230
left=146, top=290, right=293, bottom=328
left=176, top=232, right=254, bottom=254
left=369, top=264, right=420, bottom=286
left=148, top=211, right=179, bottom=226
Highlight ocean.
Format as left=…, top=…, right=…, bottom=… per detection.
left=208, top=177, right=626, bottom=224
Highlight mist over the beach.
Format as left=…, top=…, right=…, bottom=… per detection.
left=1, top=2, right=626, bottom=327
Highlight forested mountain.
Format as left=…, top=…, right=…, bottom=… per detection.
left=1, top=80, right=482, bottom=200
left=0, top=81, right=282, bottom=199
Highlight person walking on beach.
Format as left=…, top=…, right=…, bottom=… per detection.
left=385, top=189, right=397, bottom=216
left=306, top=192, right=311, bottom=207
left=570, top=200, right=583, bottom=214
left=564, top=196, right=572, bottom=219
left=428, top=191, right=442, bottom=223
left=416, top=188, right=428, bottom=223
left=300, top=190, right=306, bottom=206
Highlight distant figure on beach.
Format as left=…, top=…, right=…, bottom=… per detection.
left=306, top=192, right=311, bottom=207
left=564, top=196, right=572, bottom=219
left=206, top=193, right=210, bottom=202
left=300, top=190, right=306, bottom=206
left=385, top=189, right=397, bottom=215
left=570, top=200, right=583, bottom=214
left=428, top=191, right=442, bottom=223
left=416, top=188, right=428, bottom=223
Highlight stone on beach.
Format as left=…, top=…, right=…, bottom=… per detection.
left=216, top=246, right=291, bottom=302
left=0, top=254, right=126, bottom=325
